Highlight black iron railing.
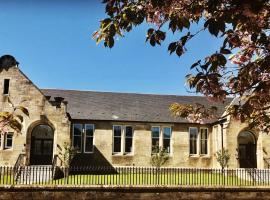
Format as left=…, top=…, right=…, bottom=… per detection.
left=1, top=166, right=270, bottom=186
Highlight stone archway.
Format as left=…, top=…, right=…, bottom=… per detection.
left=30, top=124, right=54, bottom=165
left=238, top=131, right=257, bottom=168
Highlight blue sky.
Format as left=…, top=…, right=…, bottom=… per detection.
left=0, top=0, right=222, bottom=95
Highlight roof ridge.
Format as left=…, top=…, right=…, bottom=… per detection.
left=41, top=88, right=220, bottom=98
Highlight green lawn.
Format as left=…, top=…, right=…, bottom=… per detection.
left=0, top=171, right=265, bottom=186
left=49, top=172, right=256, bottom=186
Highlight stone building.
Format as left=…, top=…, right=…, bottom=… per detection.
left=0, top=55, right=269, bottom=169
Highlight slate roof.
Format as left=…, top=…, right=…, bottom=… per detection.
left=41, top=89, right=232, bottom=124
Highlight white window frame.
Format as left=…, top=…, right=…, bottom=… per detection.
left=151, top=126, right=160, bottom=153
left=112, top=125, right=134, bottom=155
left=200, top=128, right=209, bottom=155
left=4, top=133, right=13, bottom=149
left=124, top=125, right=133, bottom=154
left=151, top=126, right=172, bottom=155
left=113, top=125, right=122, bottom=154
left=162, top=126, right=172, bottom=154
left=72, top=124, right=83, bottom=153
left=189, top=127, right=199, bottom=156
left=84, top=124, right=95, bottom=153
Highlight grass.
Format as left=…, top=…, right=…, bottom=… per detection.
left=49, top=171, right=256, bottom=186
left=0, top=170, right=264, bottom=186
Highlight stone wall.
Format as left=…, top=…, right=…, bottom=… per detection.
left=0, top=66, right=70, bottom=165
left=72, top=120, right=214, bottom=167
left=1, top=186, right=270, bottom=200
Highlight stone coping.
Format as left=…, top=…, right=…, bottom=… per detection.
left=1, top=185, right=270, bottom=192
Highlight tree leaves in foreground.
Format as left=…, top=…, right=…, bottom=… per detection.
left=0, top=97, right=29, bottom=134
left=94, top=0, right=270, bottom=132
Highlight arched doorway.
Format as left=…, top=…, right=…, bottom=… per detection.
left=30, top=124, right=54, bottom=165
left=238, top=131, right=257, bottom=168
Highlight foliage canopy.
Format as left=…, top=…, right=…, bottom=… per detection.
left=94, top=0, right=270, bottom=132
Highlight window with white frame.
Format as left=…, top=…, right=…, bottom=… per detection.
left=73, top=124, right=83, bottom=152
left=73, top=124, right=95, bottom=153
left=4, top=133, right=13, bottom=149
left=124, top=126, right=133, bottom=153
left=113, top=125, right=133, bottom=154
left=189, top=127, right=198, bottom=155
left=84, top=124, right=94, bottom=153
left=200, top=128, right=208, bottom=155
left=113, top=125, right=122, bottom=153
left=163, top=127, right=171, bottom=153
left=151, top=127, right=160, bottom=153
left=151, top=126, right=172, bottom=154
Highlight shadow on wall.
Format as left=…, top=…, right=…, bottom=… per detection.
left=69, top=146, right=117, bottom=175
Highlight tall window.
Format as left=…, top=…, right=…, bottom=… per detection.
left=113, top=125, right=134, bottom=154
left=113, top=125, right=122, bottom=153
left=151, top=127, right=160, bottom=153
left=200, top=128, right=208, bottom=155
left=189, top=127, right=198, bottom=155
left=73, top=124, right=83, bottom=152
left=125, top=126, right=133, bottom=153
left=4, top=133, right=13, bottom=149
left=85, top=124, right=94, bottom=153
left=3, top=79, right=10, bottom=95
left=163, top=127, right=171, bottom=153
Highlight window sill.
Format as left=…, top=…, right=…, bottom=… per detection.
left=84, top=151, right=94, bottom=154
left=200, top=155, right=211, bottom=158
left=112, top=153, right=134, bottom=156
left=189, top=154, right=200, bottom=158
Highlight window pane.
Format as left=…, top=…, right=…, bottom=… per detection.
left=151, top=127, right=160, bottom=138
left=73, top=136, right=82, bottom=150
left=200, top=128, right=208, bottom=154
left=74, top=124, right=82, bottom=136
left=163, top=127, right=171, bottom=139
left=114, top=126, right=121, bottom=137
left=86, top=124, right=94, bottom=136
left=125, top=126, right=133, bottom=153
left=85, top=137, right=93, bottom=152
left=73, top=124, right=82, bottom=151
left=189, top=128, right=198, bottom=154
left=190, top=127, right=198, bottom=139
left=3, top=79, right=10, bottom=95
left=114, top=137, right=121, bottom=153
left=5, top=133, right=13, bottom=148
left=125, top=126, right=133, bottom=137
left=163, top=139, right=170, bottom=153
left=125, top=138, right=133, bottom=153
left=152, top=138, right=159, bottom=152
left=201, top=140, right=207, bottom=154
left=190, top=139, right=197, bottom=154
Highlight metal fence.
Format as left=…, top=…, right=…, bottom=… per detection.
left=1, top=166, right=270, bottom=186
